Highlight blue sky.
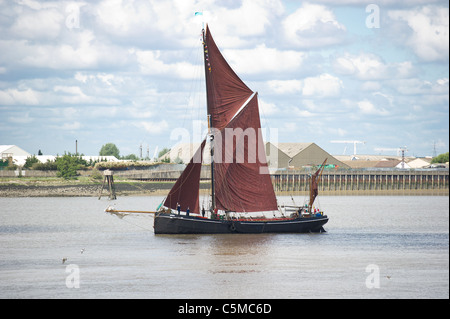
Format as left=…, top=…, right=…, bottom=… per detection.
left=0, top=0, right=448, bottom=158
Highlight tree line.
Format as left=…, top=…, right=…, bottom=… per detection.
left=0, top=143, right=175, bottom=179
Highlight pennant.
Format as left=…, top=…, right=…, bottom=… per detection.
left=195, top=12, right=203, bottom=16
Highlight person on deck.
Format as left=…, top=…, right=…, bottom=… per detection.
left=177, top=203, right=181, bottom=215
left=186, top=207, right=190, bottom=217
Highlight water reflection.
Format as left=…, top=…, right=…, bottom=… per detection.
left=203, top=234, right=275, bottom=275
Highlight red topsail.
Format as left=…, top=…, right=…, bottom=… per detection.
left=203, top=25, right=254, bottom=131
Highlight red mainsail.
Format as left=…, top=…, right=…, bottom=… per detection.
left=213, top=94, right=278, bottom=212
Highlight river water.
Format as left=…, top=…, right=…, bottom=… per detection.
left=0, top=195, right=448, bottom=299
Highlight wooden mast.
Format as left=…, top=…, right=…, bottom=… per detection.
left=203, top=27, right=216, bottom=211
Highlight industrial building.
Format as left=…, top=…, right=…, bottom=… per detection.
left=334, top=155, right=434, bottom=169
left=159, top=142, right=349, bottom=169
left=266, top=142, right=349, bottom=169
left=0, top=145, right=30, bottom=159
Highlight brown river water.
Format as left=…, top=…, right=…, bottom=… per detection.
left=0, top=195, right=448, bottom=299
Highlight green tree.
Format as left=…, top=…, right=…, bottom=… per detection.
left=55, top=153, right=87, bottom=179
left=158, top=147, right=170, bottom=158
left=158, top=147, right=171, bottom=162
left=431, top=152, right=449, bottom=164
left=0, top=159, right=8, bottom=170
left=122, top=154, right=139, bottom=160
left=99, top=143, right=120, bottom=158
left=24, top=155, right=39, bottom=169
left=32, top=159, right=57, bottom=171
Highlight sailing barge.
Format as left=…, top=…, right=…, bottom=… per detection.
left=154, top=25, right=328, bottom=234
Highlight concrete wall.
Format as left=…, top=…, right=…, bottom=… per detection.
left=272, top=169, right=449, bottom=192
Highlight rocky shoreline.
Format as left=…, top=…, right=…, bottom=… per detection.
left=0, top=181, right=175, bottom=197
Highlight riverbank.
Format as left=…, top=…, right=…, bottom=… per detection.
left=0, top=177, right=447, bottom=197
left=0, top=177, right=176, bottom=197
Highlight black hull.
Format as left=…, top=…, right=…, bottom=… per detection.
left=154, top=213, right=328, bottom=234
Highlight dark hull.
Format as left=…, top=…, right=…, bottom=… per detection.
left=154, top=213, right=328, bottom=234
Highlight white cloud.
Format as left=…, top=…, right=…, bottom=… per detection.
left=0, top=88, right=40, bottom=105
left=283, top=122, right=299, bottom=133
left=357, top=99, right=389, bottom=116
left=128, top=107, right=153, bottom=119
left=224, top=44, right=306, bottom=75
left=16, top=30, right=101, bottom=69
left=296, top=110, right=315, bottom=117
left=360, top=81, right=382, bottom=91
left=63, top=121, right=82, bottom=130
left=389, top=5, right=449, bottom=62
left=135, top=120, right=169, bottom=134
left=94, top=0, right=285, bottom=48
left=74, top=72, right=88, bottom=83
left=94, top=0, right=238, bottom=48
left=208, top=0, right=284, bottom=39
left=95, top=0, right=154, bottom=36
left=282, top=2, right=346, bottom=48
left=97, top=74, right=115, bottom=86
left=11, top=7, right=63, bottom=39
left=49, top=121, right=82, bottom=131
left=54, top=85, right=84, bottom=95
left=259, top=99, right=278, bottom=115
left=74, top=72, right=124, bottom=87
left=267, top=80, right=302, bottom=94
left=0, top=29, right=130, bottom=72
left=390, top=78, right=449, bottom=95
left=302, top=99, right=318, bottom=111
left=136, top=50, right=199, bottom=79
left=332, top=53, right=415, bottom=80
left=51, top=84, right=120, bottom=105
left=316, top=0, right=444, bottom=5
left=8, top=112, right=34, bottom=124
left=14, top=0, right=60, bottom=11
left=302, top=73, right=343, bottom=97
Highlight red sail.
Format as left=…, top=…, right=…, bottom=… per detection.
left=163, top=140, right=206, bottom=214
left=213, top=94, right=278, bottom=212
left=203, top=25, right=254, bottom=130
left=310, top=158, right=327, bottom=208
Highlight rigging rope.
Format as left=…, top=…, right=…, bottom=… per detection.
left=107, top=210, right=155, bottom=231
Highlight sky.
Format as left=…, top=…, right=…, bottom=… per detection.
left=0, top=0, right=448, bottom=159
